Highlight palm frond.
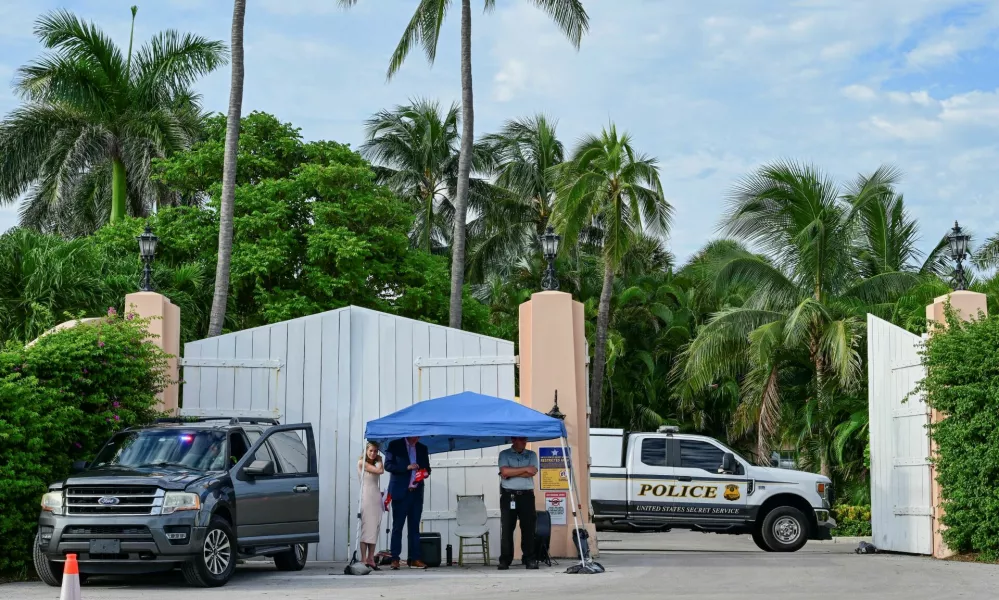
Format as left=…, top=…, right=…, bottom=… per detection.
left=528, top=0, right=589, bottom=47
left=32, top=9, right=126, bottom=89
left=132, top=30, right=228, bottom=96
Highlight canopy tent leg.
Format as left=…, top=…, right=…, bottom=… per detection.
left=559, top=435, right=586, bottom=570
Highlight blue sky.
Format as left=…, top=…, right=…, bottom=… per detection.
left=1, top=0, right=998, bottom=262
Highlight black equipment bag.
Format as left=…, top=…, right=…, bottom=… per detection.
left=534, top=510, right=554, bottom=566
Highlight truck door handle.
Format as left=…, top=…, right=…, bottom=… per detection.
left=293, top=485, right=311, bottom=493
left=676, top=476, right=692, bottom=482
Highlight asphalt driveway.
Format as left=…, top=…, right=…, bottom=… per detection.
left=4, top=531, right=998, bottom=599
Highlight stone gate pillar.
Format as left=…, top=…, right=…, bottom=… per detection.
left=519, top=290, right=597, bottom=559
left=125, top=292, right=181, bottom=415
left=925, top=290, right=987, bottom=559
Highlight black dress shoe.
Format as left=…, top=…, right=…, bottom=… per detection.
left=498, top=563, right=510, bottom=571
left=526, top=561, right=539, bottom=570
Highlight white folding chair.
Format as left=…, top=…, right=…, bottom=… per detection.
left=454, top=494, right=490, bottom=566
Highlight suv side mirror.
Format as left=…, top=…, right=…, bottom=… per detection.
left=71, top=461, right=89, bottom=473
left=720, top=453, right=737, bottom=475
left=243, top=460, right=275, bottom=477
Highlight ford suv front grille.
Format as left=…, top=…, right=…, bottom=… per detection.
left=62, top=526, right=154, bottom=540
left=65, top=486, right=161, bottom=515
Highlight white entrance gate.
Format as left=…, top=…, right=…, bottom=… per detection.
left=867, top=315, right=933, bottom=554
left=181, top=306, right=516, bottom=561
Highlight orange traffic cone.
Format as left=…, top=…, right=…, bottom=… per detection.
left=60, top=553, right=82, bottom=600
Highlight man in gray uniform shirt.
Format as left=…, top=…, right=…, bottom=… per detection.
left=498, top=436, right=539, bottom=570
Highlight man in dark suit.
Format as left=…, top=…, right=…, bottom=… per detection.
left=384, top=436, right=432, bottom=569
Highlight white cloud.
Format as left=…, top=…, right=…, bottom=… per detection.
left=907, top=40, right=960, bottom=68
left=867, top=116, right=944, bottom=141
left=886, top=90, right=937, bottom=107
left=905, top=4, right=999, bottom=69
left=940, top=89, right=999, bottom=126
left=493, top=59, right=527, bottom=103
left=842, top=84, right=878, bottom=101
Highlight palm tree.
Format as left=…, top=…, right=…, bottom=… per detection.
left=208, top=0, right=247, bottom=338
left=678, top=162, right=918, bottom=475
left=339, top=0, right=588, bottom=329
left=0, top=7, right=227, bottom=235
left=471, top=114, right=565, bottom=278
left=360, top=98, right=494, bottom=254
left=850, top=168, right=950, bottom=279
left=552, top=124, right=673, bottom=427
left=0, top=227, right=103, bottom=344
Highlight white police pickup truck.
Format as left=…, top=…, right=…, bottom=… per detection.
left=590, top=427, right=835, bottom=552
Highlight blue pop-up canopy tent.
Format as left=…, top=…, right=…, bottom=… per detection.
left=363, top=391, right=567, bottom=454
left=362, top=391, right=599, bottom=572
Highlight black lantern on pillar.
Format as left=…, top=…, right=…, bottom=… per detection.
left=546, top=390, right=566, bottom=421
left=947, top=220, right=970, bottom=291
left=540, top=225, right=561, bottom=291
left=137, top=224, right=158, bottom=292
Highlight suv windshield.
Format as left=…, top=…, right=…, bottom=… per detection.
left=91, top=429, right=228, bottom=472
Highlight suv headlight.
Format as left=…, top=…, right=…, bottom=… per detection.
left=162, top=492, right=201, bottom=515
left=41, top=491, right=64, bottom=515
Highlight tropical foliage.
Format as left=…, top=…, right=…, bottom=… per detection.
left=920, top=309, right=999, bottom=560
left=0, top=8, right=227, bottom=236
left=0, top=112, right=492, bottom=347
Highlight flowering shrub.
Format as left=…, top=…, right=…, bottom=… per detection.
left=0, top=312, right=169, bottom=577
left=832, top=505, right=872, bottom=537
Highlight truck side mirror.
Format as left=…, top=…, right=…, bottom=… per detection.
left=243, top=460, right=275, bottom=477
left=720, top=453, right=736, bottom=474
left=71, top=461, right=89, bottom=474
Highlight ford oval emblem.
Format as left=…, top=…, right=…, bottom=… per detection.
left=97, top=496, right=120, bottom=506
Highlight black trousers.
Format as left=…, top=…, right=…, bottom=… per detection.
left=500, top=489, right=537, bottom=565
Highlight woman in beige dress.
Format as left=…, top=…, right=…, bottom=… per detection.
left=358, top=441, right=385, bottom=569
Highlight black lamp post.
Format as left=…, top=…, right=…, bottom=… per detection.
left=540, top=225, right=561, bottom=291
left=137, top=224, right=158, bottom=292
left=947, top=220, right=970, bottom=291
left=546, top=390, right=566, bottom=421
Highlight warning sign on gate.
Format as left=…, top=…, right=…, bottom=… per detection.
left=539, top=447, right=569, bottom=490
left=545, top=491, right=568, bottom=525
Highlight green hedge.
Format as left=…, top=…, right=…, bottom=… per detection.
left=832, top=505, right=872, bottom=537
left=0, top=311, right=168, bottom=577
left=921, top=310, right=999, bottom=559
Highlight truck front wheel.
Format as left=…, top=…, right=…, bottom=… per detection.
left=751, top=527, right=774, bottom=552
left=761, top=506, right=809, bottom=552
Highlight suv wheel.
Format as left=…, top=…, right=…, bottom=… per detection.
left=751, top=527, right=773, bottom=552
left=182, top=517, right=237, bottom=587
left=33, top=533, right=63, bottom=587
left=761, top=506, right=809, bottom=552
left=274, top=543, right=308, bottom=571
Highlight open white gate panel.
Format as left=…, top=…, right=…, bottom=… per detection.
left=867, top=315, right=933, bottom=554
left=182, top=306, right=515, bottom=562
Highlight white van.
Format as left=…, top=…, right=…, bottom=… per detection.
left=590, top=427, right=835, bottom=552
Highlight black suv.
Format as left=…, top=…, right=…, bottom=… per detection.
left=35, top=417, right=320, bottom=587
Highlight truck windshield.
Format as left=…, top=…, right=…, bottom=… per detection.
left=715, top=441, right=750, bottom=465
left=91, top=430, right=228, bottom=472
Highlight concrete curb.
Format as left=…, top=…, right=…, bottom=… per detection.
left=823, top=536, right=873, bottom=544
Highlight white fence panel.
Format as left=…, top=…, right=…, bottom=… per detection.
left=182, top=306, right=515, bottom=562
left=867, top=315, right=933, bottom=554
